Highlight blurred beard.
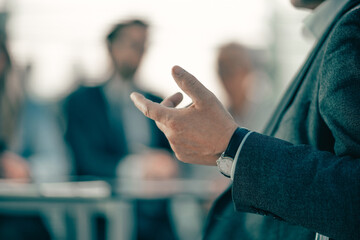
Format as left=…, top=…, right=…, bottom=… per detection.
left=291, top=0, right=324, bottom=9
left=118, top=63, right=138, bottom=80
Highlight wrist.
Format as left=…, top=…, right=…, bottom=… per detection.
left=224, top=128, right=249, bottom=158
left=217, top=123, right=239, bottom=157
left=216, top=127, right=250, bottom=178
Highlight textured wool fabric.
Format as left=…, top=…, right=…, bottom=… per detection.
left=204, top=1, right=360, bottom=240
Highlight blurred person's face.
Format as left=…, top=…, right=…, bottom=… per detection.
left=109, top=25, right=147, bottom=80
left=291, top=0, right=325, bottom=9
left=218, top=48, right=253, bottom=113
left=220, top=68, right=253, bottom=113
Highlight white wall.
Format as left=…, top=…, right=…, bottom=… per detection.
left=3, top=0, right=313, bottom=105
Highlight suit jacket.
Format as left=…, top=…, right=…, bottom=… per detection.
left=64, top=85, right=170, bottom=178
left=64, top=85, right=178, bottom=240
left=205, top=1, right=360, bottom=239
left=0, top=140, right=5, bottom=154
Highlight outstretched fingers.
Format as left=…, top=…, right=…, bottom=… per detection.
left=130, top=92, right=173, bottom=122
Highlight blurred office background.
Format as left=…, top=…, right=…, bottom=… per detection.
left=0, top=0, right=316, bottom=239
left=3, top=0, right=314, bottom=103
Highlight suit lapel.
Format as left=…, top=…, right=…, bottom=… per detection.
left=263, top=0, right=360, bottom=137
left=263, top=41, right=321, bottom=136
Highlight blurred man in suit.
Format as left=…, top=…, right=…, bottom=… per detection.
left=65, top=19, right=178, bottom=240
left=131, top=0, right=360, bottom=239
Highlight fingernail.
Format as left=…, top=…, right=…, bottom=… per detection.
left=173, top=65, right=184, bottom=76
left=130, top=92, right=136, bottom=101
left=130, top=92, right=140, bottom=102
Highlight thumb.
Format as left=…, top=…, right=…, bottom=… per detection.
left=171, top=65, right=212, bottom=104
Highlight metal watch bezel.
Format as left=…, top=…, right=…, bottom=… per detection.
left=216, top=153, right=234, bottom=178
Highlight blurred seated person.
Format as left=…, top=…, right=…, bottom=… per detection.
left=64, top=19, right=178, bottom=240
left=1, top=63, right=70, bottom=183
left=0, top=40, right=29, bottom=181
left=15, top=64, right=71, bottom=183
left=0, top=40, right=50, bottom=240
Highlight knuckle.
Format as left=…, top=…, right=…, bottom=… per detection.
left=178, top=72, right=196, bottom=88
left=143, top=104, right=151, bottom=118
left=186, top=77, right=197, bottom=89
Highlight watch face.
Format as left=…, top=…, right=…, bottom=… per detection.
left=216, top=156, right=233, bottom=177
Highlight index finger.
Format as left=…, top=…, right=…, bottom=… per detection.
left=130, top=92, right=174, bottom=122
left=171, top=65, right=213, bottom=104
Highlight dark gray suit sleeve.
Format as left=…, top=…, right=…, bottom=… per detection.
left=231, top=8, right=360, bottom=240
left=232, top=133, right=360, bottom=240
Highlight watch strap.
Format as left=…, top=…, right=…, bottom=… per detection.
left=224, top=127, right=249, bottom=158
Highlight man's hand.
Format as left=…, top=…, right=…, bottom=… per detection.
left=0, top=151, right=30, bottom=181
left=131, top=65, right=238, bottom=166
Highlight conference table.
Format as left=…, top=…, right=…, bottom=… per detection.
left=0, top=178, right=225, bottom=240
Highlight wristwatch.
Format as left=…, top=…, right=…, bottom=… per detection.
left=216, top=127, right=249, bottom=178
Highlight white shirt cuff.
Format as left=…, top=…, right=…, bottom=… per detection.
left=230, top=131, right=254, bottom=180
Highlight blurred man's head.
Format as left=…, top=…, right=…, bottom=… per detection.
left=291, top=0, right=325, bottom=9
left=217, top=42, right=253, bottom=113
left=106, top=19, right=148, bottom=80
